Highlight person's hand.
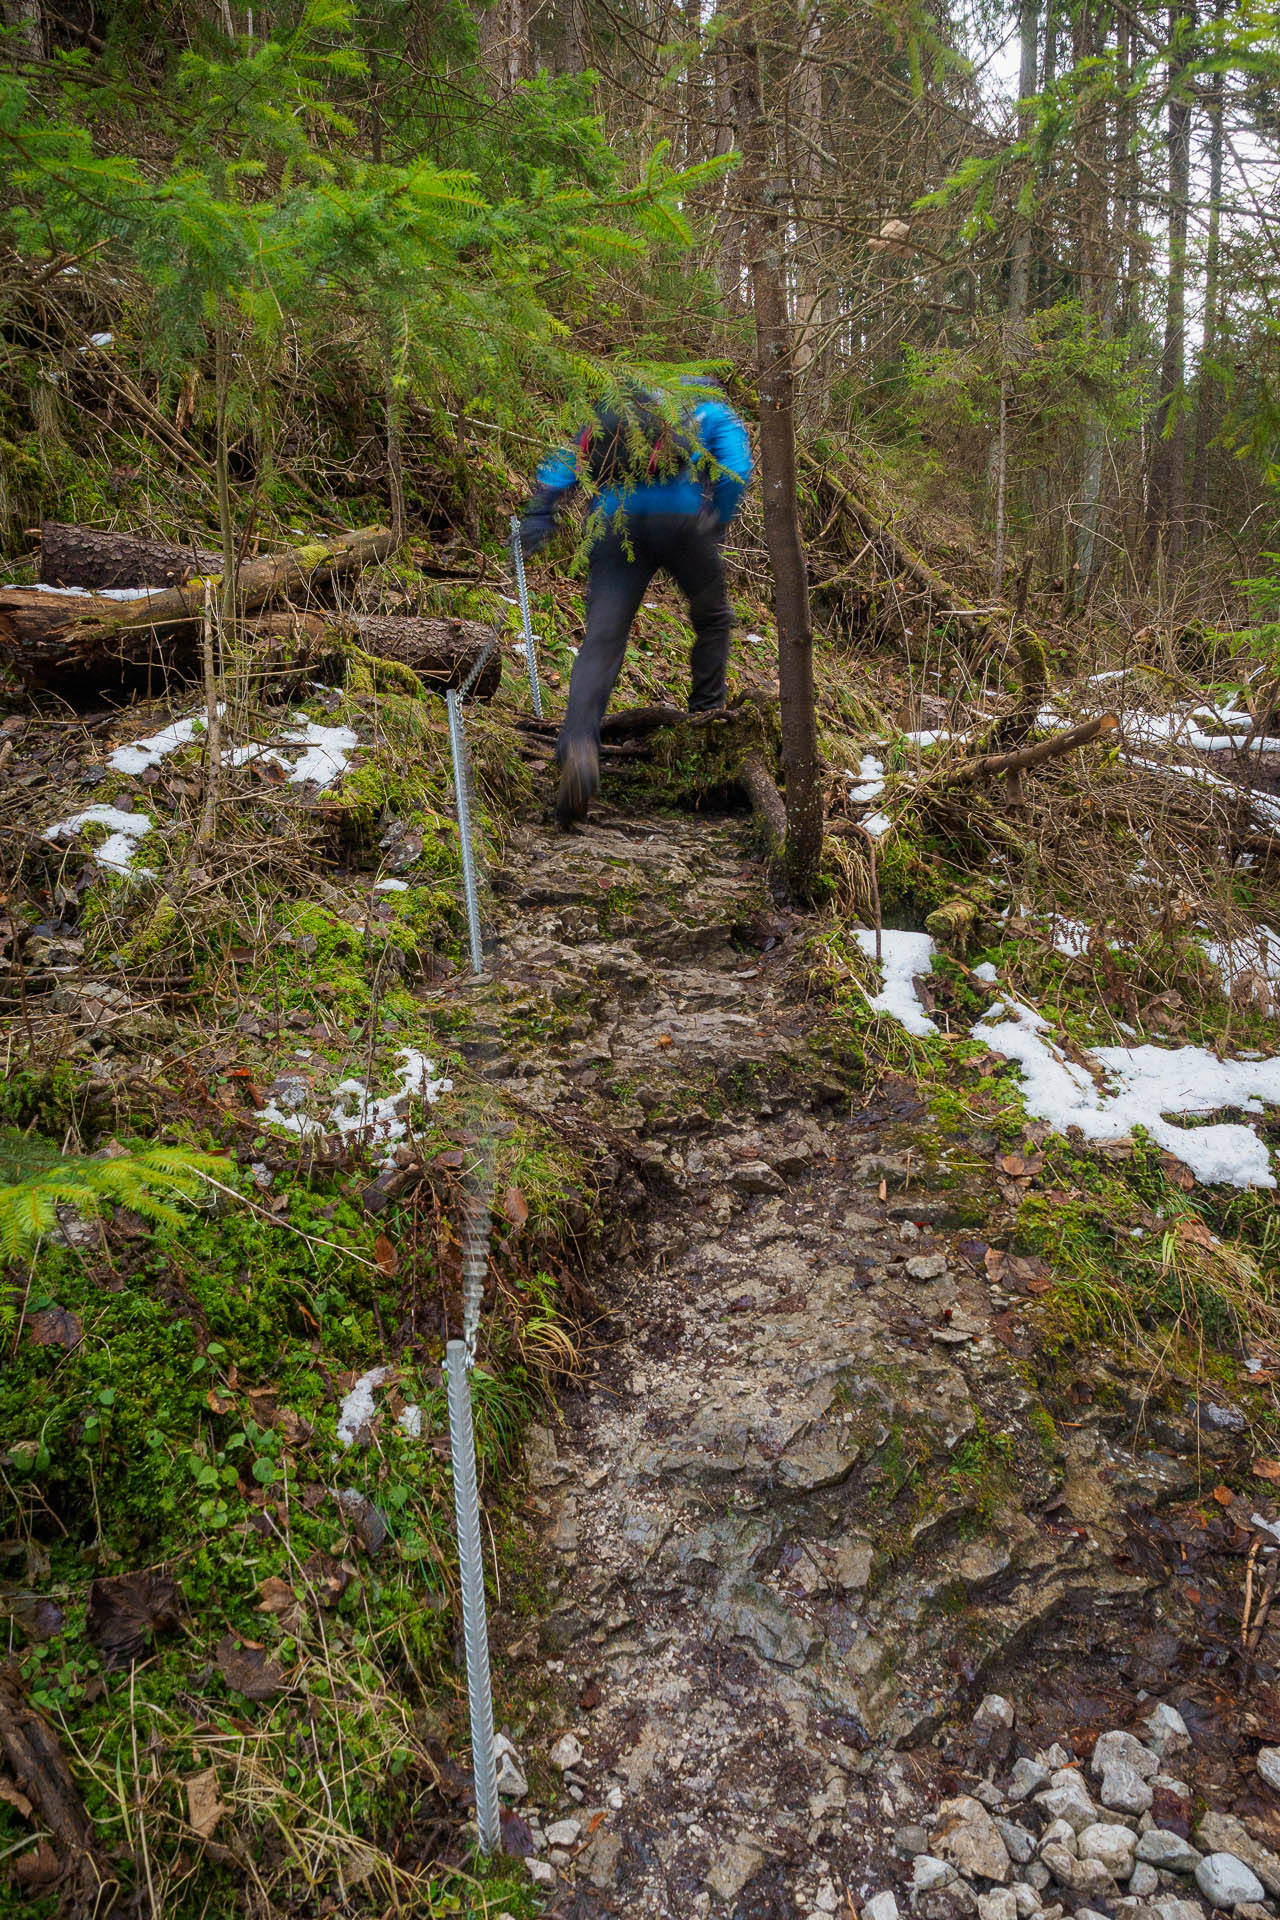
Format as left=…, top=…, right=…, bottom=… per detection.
left=694, top=500, right=722, bottom=539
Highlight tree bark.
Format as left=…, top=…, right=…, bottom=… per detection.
left=1190, top=0, right=1225, bottom=536
left=732, top=14, right=823, bottom=900
left=1148, top=0, right=1194, bottom=571
left=341, top=614, right=502, bottom=698
left=939, top=710, right=1117, bottom=787
left=40, top=522, right=222, bottom=592
left=0, top=526, right=398, bottom=684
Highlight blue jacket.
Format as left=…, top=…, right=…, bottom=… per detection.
left=520, top=395, right=753, bottom=551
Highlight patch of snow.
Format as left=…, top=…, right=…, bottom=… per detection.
left=862, top=811, right=893, bottom=837
left=1204, top=927, right=1280, bottom=1006
left=973, top=961, right=998, bottom=982
left=974, top=999, right=1280, bottom=1188
left=1124, top=708, right=1280, bottom=754
left=225, top=714, right=358, bottom=790
left=254, top=1047, right=452, bottom=1159
left=903, top=729, right=953, bottom=747
left=8, top=581, right=155, bottom=601
left=108, top=709, right=215, bottom=774
left=398, top=1404, right=423, bottom=1438
left=375, top=878, right=409, bottom=893
left=1089, top=668, right=1130, bottom=684
left=337, top=1367, right=389, bottom=1447
left=83, top=331, right=113, bottom=349
left=849, top=754, right=886, bottom=804
left=853, top=928, right=937, bottom=1036
left=1051, top=918, right=1093, bottom=958
left=745, top=632, right=766, bottom=646
left=44, top=804, right=152, bottom=874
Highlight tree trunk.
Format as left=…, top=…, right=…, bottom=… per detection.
left=342, top=614, right=502, bottom=698
left=0, top=526, right=398, bottom=684
left=1148, top=0, right=1194, bottom=570
left=1190, top=0, right=1225, bottom=536
left=478, top=0, right=530, bottom=93
left=40, top=522, right=221, bottom=591
left=732, top=14, right=823, bottom=899
left=4, top=0, right=42, bottom=58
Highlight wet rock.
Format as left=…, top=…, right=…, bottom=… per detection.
left=1256, top=1749, right=1280, bottom=1795
left=1195, top=1815, right=1280, bottom=1897
left=934, top=1796, right=1013, bottom=1883
left=1010, top=1759, right=1053, bottom=1803
left=706, top=1836, right=766, bottom=1901
left=996, top=1821, right=1037, bottom=1867
left=1102, top=1763, right=1155, bottom=1816
left=865, top=1893, right=900, bottom=1920
left=907, top=1253, right=950, bottom=1282
left=975, top=1694, right=1017, bottom=1730
left=914, top=1857, right=956, bottom=1891
left=1143, top=1706, right=1190, bottom=1758
left=1093, top=1733, right=1160, bottom=1783
left=550, top=1733, right=584, bottom=1772
left=1194, top=1856, right=1265, bottom=1910
left=1078, top=1824, right=1138, bottom=1877
left=1137, top=1832, right=1202, bottom=1874
left=897, top=1825, right=932, bottom=1857
left=979, top=1892, right=1018, bottom=1920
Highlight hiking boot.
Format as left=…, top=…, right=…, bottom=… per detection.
left=556, top=737, right=599, bottom=829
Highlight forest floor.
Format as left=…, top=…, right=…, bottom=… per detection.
left=5, top=488, right=1280, bottom=1919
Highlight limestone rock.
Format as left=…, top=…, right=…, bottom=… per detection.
left=1012, top=1883, right=1040, bottom=1918
left=525, top=1858, right=555, bottom=1886
left=996, top=1821, right=1037, bottom=1867
left=865, top=1894, right=901, bottom=1920
left=1136, top=1831, right=1203, bottom=1874
left=494, top=1734, right=528, bottom=1799
left=1143, top=1706, right=1190, bottom=1758
left=1131, top=1866, right=1160, bottom=1898
left=1195, top=1814, right=1280, bottom=1898
left=935, top=1796, right=1014, bottom=1883
left=1102, top=1763, right=1155, bottom=1816
left=1093, top=1733, right=1160, bottom=1784
left=706, top=1837, right=766, bottom=1902
left=1042, top=1822, right=1081, bottom=1856
left=918, top=1884, right=981, bottom=1920
left=1037, top=1785, right=1099, bottom=1836
left=1078, top=1824, right=1138, bottom=1877
left=915, top=1857, right=957, bottom=1892
left=1009, top=1759, right=1053, bottom=1803
left=979, top=1891, right=1018, bottom=1920
left=1195, top=1854, right=1265, bottom=1910
left=908, top=1252, right=950, bottom=1281
left=730, top=1160, right=784, bottom=1193
left=897, top=1825, right=932, bottom=1857
left=550, top=1732, right=584, bottom=1772
left=1256, top=1749, right=1280, bottom=1795
left=545, top=1818, right=582, bottom=1847
left=975, top=1694, right=1017, bottom=1730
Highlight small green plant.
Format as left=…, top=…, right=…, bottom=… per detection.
left=0, top=1129, right=224, bottom=1277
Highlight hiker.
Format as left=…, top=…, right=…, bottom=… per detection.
left=518, top=381, right=753, bottom=827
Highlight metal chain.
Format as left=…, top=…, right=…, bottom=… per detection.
left=509, top=514, right=544, bottom=719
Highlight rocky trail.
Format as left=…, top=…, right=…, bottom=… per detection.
left=447, top=797, right=1280, bottom=1919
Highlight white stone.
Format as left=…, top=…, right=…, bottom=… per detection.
left=545, top=1818, right=582, bottom=1847
left=1074, top=1909, right=1113, bottom=1920
left=1196, top=1855, right=1265, bottom=1909
left=997, top=1821, right=1037, bottom=1866
left=1101, top=1763, right=1155, bottom=1816
left=914, top=1858, right=956, bottom=1892
left=1036, top=1787, right=1098, bottom=1836
left=975, top=1695, right=1017, bottom=1730
left=865, top=1894, right=900, bottom=1920
left=1041, top=1844, right=1082, bottom=1890
left=1092, top=1732, right=1160, bottom=1783
left=1012, top=1883, right=1040, bottom=1918
left=494, top=1734, right=528, bottom=1799
left=1152, top=1901, right=1205, bottom=1920
left=1257, top=1748, right=1280, bottom=1794
left=550, top=1732, right=584, bottom=1772
left=1010, top=1759, right=1053, bottom=1803
left=1041, top=1822, right=1080, bottom=1856
left=607, top=1785, right=623, bottom=1810
left=935, top=1797, right=1013, bottom=1883
left=1078, top=1824, right=1138, bottom=1877
left=1039, top=1745, right=1074, bottom=1770
left=979, top=1892, right=1018, bottom=1920
left=706, top=1838, right=765, bottom=1903
left=1137, top=1831, right=1203, bottom=1873
left=1143, top=1705, right=1190, bottom=1756
left=1130, top=1864, right=1159, bottom=1897
left=814, top=1881, right=840, bottom=1916
left=525, top=1858, right=555, bottom=1886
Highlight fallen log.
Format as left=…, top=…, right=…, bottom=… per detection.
left=40, top=520, right=221, bottom=591
left=341, top=614, right=502, bottom=700
left=0, top=526, right=397, bottom=686
left=938, top=712, right=1118, bottom=787
left=0, top=1660, right=114, bottom=1907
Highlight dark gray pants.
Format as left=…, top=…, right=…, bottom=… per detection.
left=558, top=516, right=732, bottom=753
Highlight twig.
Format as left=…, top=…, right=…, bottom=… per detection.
left=194, top=1170, right=381, bottom=1271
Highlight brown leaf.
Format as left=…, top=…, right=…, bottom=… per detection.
left=878, top=1179, right=887, bottom=1202
left=85, top=1570, right=180, bottom=1669
left=999, top=1153, right=1043, bottom=1179
left=13, top=1839, right=61, bottom=1887
left=1212, top=1484, right=1235, bottom=1505
left=255, top=1576, right=297, bottom=1615
left=185, top=1768, right=226, bottom=1840
left=373, top=1233, right=399, bottom=1278
left=984, top=1247, right=1006, bottom=1282
left=300, top=1552, right=352, bottom=1608
left=215, top=1634, right=286, bottom=1701
left=503, top=1185, right=529, bottom=1227
left=1255, top=1460, right=1280, bottom=1483
left=24, top=1306, right=82, bottom=1350
left=0, top=1777, right=33, bottom=1820
left=1176, top=1216, right=1216, bottom=1250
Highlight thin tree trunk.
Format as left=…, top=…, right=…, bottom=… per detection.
left=732, top=14, right=823, bottom=900
left=384, top=327, right=407, bottom=546
left=1149, top=0, right=1194, bottom=569
left=214, top=315, right=237, bottom=631
left=194, top=580, right=222, bottom=856
left=5, top=0, right=42, bottom=58
left=1190, top=0, right=1225, bottom=536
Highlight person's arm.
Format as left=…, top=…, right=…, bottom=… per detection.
left=701, top=403, right=753, bottom=527
left=519, top=443, right=580, bottom=555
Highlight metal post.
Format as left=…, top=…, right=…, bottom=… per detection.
left=509, top=514, right=544, bottom=720
left=446, top=1340, right=501, bottom=1856
left=446, top=687, right=484, bottom=976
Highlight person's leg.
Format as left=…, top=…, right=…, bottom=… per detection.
left=659, top=519, right=733, bottom=712
left=556, top=529, right=653, bottom=823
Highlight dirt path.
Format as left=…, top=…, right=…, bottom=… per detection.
left=482, top=802, right=1228, bottom=1919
